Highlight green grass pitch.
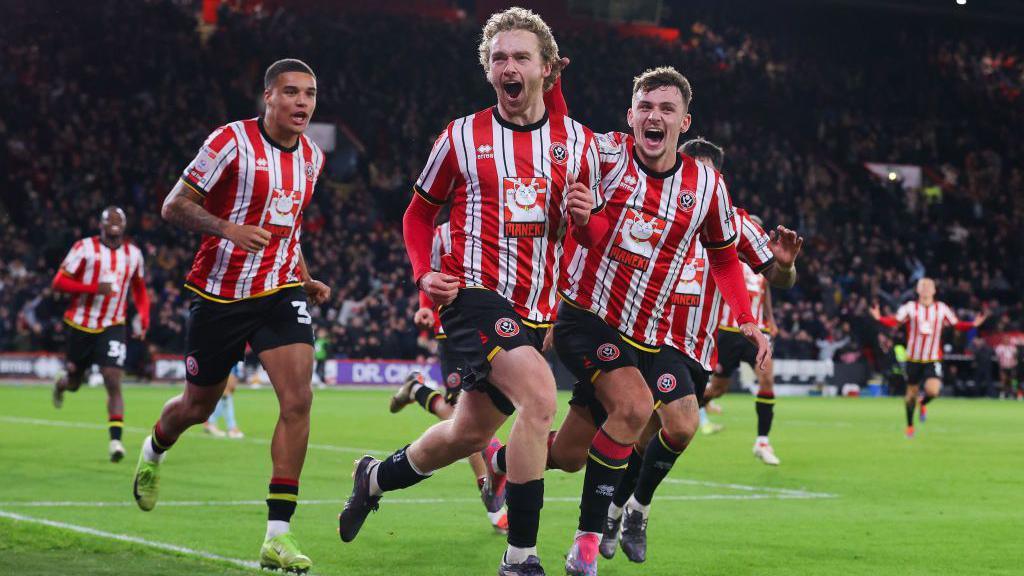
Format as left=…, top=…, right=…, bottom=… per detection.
left=1, top=383, right=1021, bottom=575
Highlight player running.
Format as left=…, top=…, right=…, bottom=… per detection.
left=132, top=59, right=330, bottom=573
left=388, top=221, right=509, bottom=534
left=337, top=9, right=605, bottom=575
left=51, top=206, right=149, bottom=463
left=598, top=138, right=802, bottom=562
left=871, top=277, right=985, bottom=437
left=704, top=212, right=791, bottom=465
left=485, top=69, right=770, bottom=576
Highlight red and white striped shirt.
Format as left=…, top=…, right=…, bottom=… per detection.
left=560, top=133, right=736, bottom=348
left=893, top=300, right=960, bottom=362
left=414, top=108, right=602, bottom=323
left=660, top=208, right=774, bottom=370
left=179, top=118, right=325, bottom=301
left=60, top=237, right=145, bottom=332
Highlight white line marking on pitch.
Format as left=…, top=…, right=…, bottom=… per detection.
left=0, top=489, right=835, bottom=510
left=0, top=415, right=837, bottom=500
left=0, top=415, right=385, bottom=455
left=0, top=509, right=259, bottom=570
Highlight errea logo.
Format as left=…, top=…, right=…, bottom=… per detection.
left=620, top=173, right=638, bottom=192
left=477, top=144, right=494, bottom=159
left=255, top=157, right=269, bottom=172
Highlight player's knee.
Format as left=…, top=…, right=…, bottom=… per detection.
left=280, top=387, right=313, bottom=421
left=663, top=415, right=697, bottom=448
left=559, top=451, right=588, bottom=473
left=610, top=394, right=654, bottom=434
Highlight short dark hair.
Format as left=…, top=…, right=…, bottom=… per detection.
left=264, top=58, right=315, bottom=90
left=679, top=137, right=725, bottom=170
left=632, top=66, right=693, bottom=109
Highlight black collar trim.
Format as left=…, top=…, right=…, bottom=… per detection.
left=258, top=117, right=300, bottom=153
left=492, top=106, right=549, bottom=132
left=633, top=147, right=683, bottom=180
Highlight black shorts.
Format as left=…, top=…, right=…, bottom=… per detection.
left=714, top=329, right=759, bottom=377
left=66, top=323, right=127, bottom=374
left=435, top=337, right=463, bottom=405
left=906, top=361, right=942, bottom=386
left=438, top=288, right=546, bottom=416
left=184, top=285, right=314, bottom=386
left=557, top=302, right=706, bottom=426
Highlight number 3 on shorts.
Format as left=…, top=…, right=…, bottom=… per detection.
left=291, top=301, right=312, bottom=324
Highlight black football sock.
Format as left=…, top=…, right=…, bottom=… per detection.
left=578, top=428, right=632, bottom=533
left=150, top=421, right=175, bottom=454
left=905, top=398, right=917, bottom=427
left=611, top=448, right=643, bottom=509
left=413, top=385, right=441, bottom=414
left=921, top=394, right=934, bottom=406
left=375, top=445, right=431, bottom=492
left=633, top=428, right=685, bottom=506
left=506, top=479, right=544, bottom=548
left=267, top=477, right=298, bottom=522
left=108, top=414, right=123, bottom=441
left=756, top=392, right=775, bottom=437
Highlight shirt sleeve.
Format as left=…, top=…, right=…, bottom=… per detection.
left=578, top=134, right=605, bottom=213
left=134, top=246, right=146, bottom=280
left=414, top=126, right=458, bottom=206
left=181, top=126, right=238, bottom=198
left=941, top=303, right=960, bottom=327
left=736, top=210, right=774, bottom=273
left=60, top=240, right=87, bottom=276
left=894, top=302, right=913, bottom=324
left=699, top=172, right=739, bottom=250
left=594, top=131, right=628, bottom=174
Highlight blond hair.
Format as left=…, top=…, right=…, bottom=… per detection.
left=632, top=66, right=693, bottom=109
left=478, top=7, right=560, bottom=90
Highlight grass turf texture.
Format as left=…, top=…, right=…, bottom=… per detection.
left=0, top=383, right=1020, bottom=575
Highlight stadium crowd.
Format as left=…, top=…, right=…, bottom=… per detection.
left=1, top=0, right=1021, bottom=371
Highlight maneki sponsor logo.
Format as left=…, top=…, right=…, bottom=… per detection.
left=503, top=177, right=548, bottom=238
left=609, top=209, right=666, bottom=269
left=671, top=257, right=706, bottom=306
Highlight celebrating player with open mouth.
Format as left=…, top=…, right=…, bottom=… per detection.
left=132, top=58, right=330, bottom=573
left=871, top=277, right=986, bottom=437
left=600, top=137, right=803, bottom=562
left=484, top=68, right=770, bottom=576
left=51, top=206, right=149, bottom=463
left=337, top=8, right=606, bottom=575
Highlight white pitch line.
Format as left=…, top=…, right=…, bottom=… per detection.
left=0, top=415, right=385, bottom=455
left=0, top=509, right=259, bottom=570
left=662, top=478, right=836, bottom=498
left=0, top=415, right=837, bottom=500
left=0, top=488, right=835, bottom=510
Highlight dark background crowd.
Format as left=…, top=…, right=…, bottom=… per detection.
left=1, top=0, right=1021, bottom=376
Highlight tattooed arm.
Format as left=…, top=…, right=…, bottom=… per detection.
left=161, top=180, right=270, bottom=253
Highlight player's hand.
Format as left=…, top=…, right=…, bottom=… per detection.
left=551, top=56, right=571, bottom=82
left=134, top=328, right=147, bottom=341
left=768, top=322, right=779, bottom=339
left=740, top=322, right=772, bottom=372
left=227, top=223, right=272, bottom=253
left=869, top=303, right=881, bottom=320
left=304, top=279, right=331, bottom=305
left=420, top=272, right=460, bottom=306
left=413, top=307, right=435, bottom=331
left=96, top=282, right=114, bottom=296
left=768, top=226, right=803, bottom=269
left=566, top=171, right=593, bottom=227
left=542, top=326, right=555, bottom=353
left=973, top=312, right=988, bottom=327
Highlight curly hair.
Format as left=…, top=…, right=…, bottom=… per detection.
left=478, top=7, right=560, bottom=90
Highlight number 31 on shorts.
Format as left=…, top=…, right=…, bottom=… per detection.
left=291, top=301, right=312, bottom=324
